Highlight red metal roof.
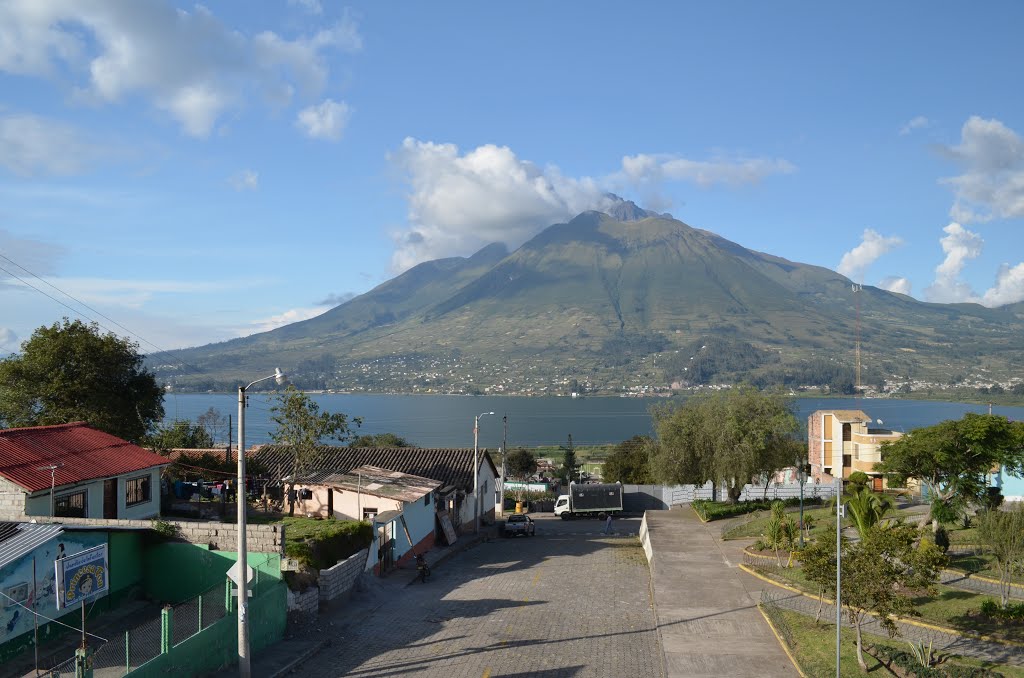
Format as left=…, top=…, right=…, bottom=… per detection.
left=0, top=422, right=171, bottom=492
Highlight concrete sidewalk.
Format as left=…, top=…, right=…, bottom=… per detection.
left=644, top=510, right=798, bottom=678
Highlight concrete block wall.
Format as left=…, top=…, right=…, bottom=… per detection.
left=287, top=586, right=319, bottom=619
left=319, top=548, right=368, bottom=603
left=0, top=478, right=27, bottom=520
left=24, top=516, right=286, bottom=554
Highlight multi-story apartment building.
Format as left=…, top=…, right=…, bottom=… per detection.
left=807, top=409, right=903, bottom=489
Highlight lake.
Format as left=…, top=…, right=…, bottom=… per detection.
left=162, top=393, right=1022, bottom=449
left=162, top=393, right=1024, bottom=497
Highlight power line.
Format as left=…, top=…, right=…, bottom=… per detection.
left=0, top=254, right=208, bottom=377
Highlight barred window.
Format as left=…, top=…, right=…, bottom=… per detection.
left=55, top=490, right=87, bottom=518
left=126, top=475, right=151, bottom=507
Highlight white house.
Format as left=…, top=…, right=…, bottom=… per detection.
left=292, top=465, right=442, bottom=575
left=251, top=445, right=500, bottom=532
left=0, top=422, right=171, bottom=521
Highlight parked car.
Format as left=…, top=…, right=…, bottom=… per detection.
left=503, top=514, right=536, bottom=537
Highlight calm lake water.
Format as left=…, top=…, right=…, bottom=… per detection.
left=162, top=393, right=1023, bottom=449
left=162, top=393, right=1024, bottom=496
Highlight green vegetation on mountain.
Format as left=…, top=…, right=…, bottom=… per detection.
left=150, top=206, right=1024, bottom=395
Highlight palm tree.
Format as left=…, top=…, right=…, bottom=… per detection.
left=845, top=489, right=896, bottom=539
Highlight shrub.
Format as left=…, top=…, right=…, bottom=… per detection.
left=283, top=518, right=373, bottom=570
left=872, top=645, right=1003, bottom=677
left=979, top=599, right=1024, bottom=621
left=692, top=497, right=823, bottom=521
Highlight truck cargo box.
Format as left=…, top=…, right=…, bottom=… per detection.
left=569, top=482, right=623, bottom=512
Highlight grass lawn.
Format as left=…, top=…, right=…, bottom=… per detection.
left=723, top=506, right=835, bottom=540
left=771, top=607, right=1024, bottom=678
left=949, top=525, right=981, bottom=544
left=948, top=553, right=1024, bottom=585
left=749, top=561, right=1024, bottom=645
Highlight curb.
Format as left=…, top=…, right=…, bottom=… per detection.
left=757, top=604, right=808, bottom=678
left=739, top=563, right=1024, bottom=649
left=267, top=638, right=331, bottom=678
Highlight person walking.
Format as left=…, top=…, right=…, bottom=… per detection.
left=603, top=512, right=613, bottom=535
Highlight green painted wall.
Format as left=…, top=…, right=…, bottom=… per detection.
left=108, top=531, right=144, bottom=605
left=125, top=580, right=287, bottom=678
left=142, top=544, right=282, bottom=604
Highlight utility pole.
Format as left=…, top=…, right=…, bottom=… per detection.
left=501, top=415, right=508, bottom=516
left=835, top=474, right=843, bottom=678
left=989, top=402, right=993, bottom=416
left=36, top=465, right=61, bottom=518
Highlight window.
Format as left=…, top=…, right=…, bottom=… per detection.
left=424, top=493, right=431, bottom=507
left=125, top=475, right=151, bottom=507
left=55, top=490, right=87, bottom=518
left=363, top=508, right=377, bottom=521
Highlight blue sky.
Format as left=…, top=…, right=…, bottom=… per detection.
left=2, top=1, right=1023, bottom=354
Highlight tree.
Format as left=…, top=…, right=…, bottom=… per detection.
left=505, top=448, right=537, bottom=480
left=602, top=435, right=655, bottom=484
left=799, top=524, right=839, bottom=622
left=196, top=407, right=228, bottom=446
left=840, top=524, right=946, bottom=672
left=844, top=489, right=896, bottom=539
left=559, top=435, right=578, bottom=483
left=349, top=432, right=413, bottom=448
left=757, top=501, right=798, bottom=567
left=650, top=386, right=800, bottom=502
left=876, top=413, right=1024, bottom=532
left=977, top=504, right=1024, bottom=608
left=0, top=319, right=164, bottom=442
left=145, top=419, right=214, bottom=453
left=269, top=386, right=360, bottom=514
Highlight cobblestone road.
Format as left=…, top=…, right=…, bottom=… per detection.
left=302, top=528, right=661, bottom=678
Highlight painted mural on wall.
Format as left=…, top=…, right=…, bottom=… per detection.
left=0, top=532, right=106, bottom=645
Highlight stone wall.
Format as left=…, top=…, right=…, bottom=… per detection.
left=0, top=478, right=27, bottom=521
left=23, top=516, right=286, bottom=554
left=319, top=548, right=368, bottom=603
left=286, top=586, right=319, bottom=624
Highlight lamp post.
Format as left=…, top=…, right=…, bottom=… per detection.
left=237, top=368, right=285, bottom=678
left=473, top=411, right=494, bottom=533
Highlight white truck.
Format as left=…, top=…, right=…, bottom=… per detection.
left=554, top=482, right=624, bottom=519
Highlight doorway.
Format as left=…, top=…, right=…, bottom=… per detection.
left=103, top=478, right=117, bottom=519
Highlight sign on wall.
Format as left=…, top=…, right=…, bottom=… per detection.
left=55, top=544, right=109, bottom=610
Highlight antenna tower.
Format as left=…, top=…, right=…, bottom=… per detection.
left=853, top=283, right=863, bottom=393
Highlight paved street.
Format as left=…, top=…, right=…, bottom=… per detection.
left=300, top=514, right=661, bottom=678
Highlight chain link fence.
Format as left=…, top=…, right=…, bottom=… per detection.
left=45, top=580, right=234, bottom=676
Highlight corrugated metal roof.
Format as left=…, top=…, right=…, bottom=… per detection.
left=300, top=465, right=442, bottom=502
left=0, top=422, right=171, bottom=492
left=252, top=446, right=498, bottom=492
left=0, top=522, right=63, bottom=570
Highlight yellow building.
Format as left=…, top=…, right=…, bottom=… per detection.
left=807, top=409, right=903, bottom=489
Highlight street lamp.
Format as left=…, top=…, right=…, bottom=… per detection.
left=473, top=411, right=494, bottom=533
left=237, top=368, right=285, bottom=678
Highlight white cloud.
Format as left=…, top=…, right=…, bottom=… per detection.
left=878, top=276, right=912, bottom=296
left=940, top=116, right=1024, bottom=222
left=296, top=99, right=351, bottom=141
left=924, top=222, right=984, bottom=303
left=247, top=306, right=329, bottom=334
left=0, top=114, right=99, bottom=176
left=837, top=229, right=903, bottom=280
left=229, top=169, right=259, bottom=191
left=388, top=138, right=614, bottom=271
left=899, top=116, right=930, bottom=136
left=0, top=2, right=361, bottom=137
left=981, top=262, right=1024, bottom=307
left=618, top=153, right=795, bottom=188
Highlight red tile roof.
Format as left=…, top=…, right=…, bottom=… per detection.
left=0, top=422, right=171, bottom=492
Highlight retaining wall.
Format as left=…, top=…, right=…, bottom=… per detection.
left=25, top=516, right=286, bottom=554
left=319, top=548, right=368, bottom=603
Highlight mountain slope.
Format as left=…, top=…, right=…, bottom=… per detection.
left=158, top=210, right=1024, bottom=393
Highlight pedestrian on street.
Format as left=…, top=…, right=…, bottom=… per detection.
left=603, top=512, right=613, bottom=534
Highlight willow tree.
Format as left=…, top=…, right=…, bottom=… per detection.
left=650, top=387, right=800, bottom=502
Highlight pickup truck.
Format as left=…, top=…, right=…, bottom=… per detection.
left=503, top=514, right=536, bottom=537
